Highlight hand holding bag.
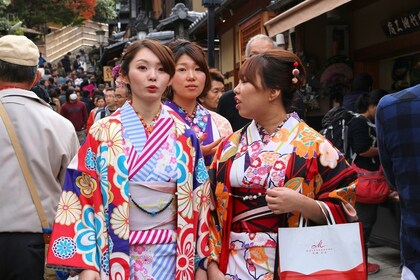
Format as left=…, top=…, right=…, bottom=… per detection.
left=278, top=201, right=367, bottom=279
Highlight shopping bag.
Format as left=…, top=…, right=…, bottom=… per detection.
left=278, top=202, right=366, bottom=279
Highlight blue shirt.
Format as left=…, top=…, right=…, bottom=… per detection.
left=375, top=84, right=420, bottom=277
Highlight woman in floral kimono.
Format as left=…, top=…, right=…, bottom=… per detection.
left=47, top=40, right=211, bottom=280
left=164, top=39, right=230, bottom=166
left=207, top=49, right=358, bottom=279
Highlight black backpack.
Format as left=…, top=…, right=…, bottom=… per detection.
left=319, top=106, right=357, bottom=159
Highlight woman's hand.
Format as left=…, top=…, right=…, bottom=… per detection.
left=388, top=190, right=400, bottom=202
left=78, top=269, right=100, bottom=280
left=266, top=188, right=326, bottom=224
left=199, top=133, right=224, bottom=157
left=195, top=267, right=208, bottom=279
left=207, top=261, right=225, bottom=280
left=266, top=187, right=303, bottom=214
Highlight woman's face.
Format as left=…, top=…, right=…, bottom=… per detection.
left=171, top=54, right=206, bottom=103
left=199, top=80, right=224, bottom=111
left=123, top=48, right=171, bottom=105
left=96, top=98, right=105, bottom=108
left=234, top=74, right=270, bottom=120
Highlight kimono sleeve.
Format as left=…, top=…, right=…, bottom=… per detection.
left=47, top=128, right=106, bottom=274
left=206, top=135, right=236, bottom=265
left=315, top=138, right=358, bottom=223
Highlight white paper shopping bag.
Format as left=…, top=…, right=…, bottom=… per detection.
left=278, top=202, right=366, bottom=279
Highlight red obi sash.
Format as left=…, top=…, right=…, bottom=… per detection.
left=231, top=187, right=286, bottom=233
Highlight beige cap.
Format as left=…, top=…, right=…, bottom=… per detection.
left=0, top=35, right=39, bottom=66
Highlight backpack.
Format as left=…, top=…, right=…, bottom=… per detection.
left=319, top=106, right=358, bottom=159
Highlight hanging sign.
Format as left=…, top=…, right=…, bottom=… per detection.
left=382, top=8, right=420, bottom=38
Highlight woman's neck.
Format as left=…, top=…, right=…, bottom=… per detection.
left=172, top=96, right=197, bottom=115
left=132, top=100, right=162, bottom=123
left=255, top=110, right=287, bottom=134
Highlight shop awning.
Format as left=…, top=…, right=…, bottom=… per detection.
left=264, top=0, right=351, bottom=37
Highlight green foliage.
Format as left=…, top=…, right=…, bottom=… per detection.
left=4, top=0, right=116, bottom=28
left=93, top=0, right=116, bottom=23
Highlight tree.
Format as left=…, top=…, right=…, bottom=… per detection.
left=4, top=0, right=115, bottom=28
left=93, top=0, right=116, bottom=23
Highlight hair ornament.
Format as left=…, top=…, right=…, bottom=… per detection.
left=292, top=61, right=299, bottom=84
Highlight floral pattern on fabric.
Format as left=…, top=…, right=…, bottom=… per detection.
left=164, top=100, right=221, bottom=166
left=47, top=105, right=211, bottom=279
left=207, top=113, right=358, bottom=278
left=130, top=243, right=176, bottom=279
left=226, top=232, right=277, bottom=280
left=111, top=202, right=129, bottom=240
left=55, top=191, right=81, bottom=226
left=51, top=237, right=77, bottom=259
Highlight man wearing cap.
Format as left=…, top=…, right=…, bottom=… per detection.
left=0, top=35, right=79, bottom=279
left=60, top=86, right=89, bottom=145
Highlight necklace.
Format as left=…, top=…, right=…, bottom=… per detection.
left=229, top=192, right=265, bottom=201
left=136, top=106, right=161, bottom=134
left=129, top=193, right=174, bottom=216
left=178, top=104, right=197, bottom=123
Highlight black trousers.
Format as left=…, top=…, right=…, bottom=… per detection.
left=0, top=232, right=45, bottom=280
left=356, top=202, right=379, bottom=265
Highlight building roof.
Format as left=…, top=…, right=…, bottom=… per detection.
left=157, top=3, right=205, bottom=31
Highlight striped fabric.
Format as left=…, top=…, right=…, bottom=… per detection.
left=152, top=243, right=176, bottom=279
left=127, top=117, right=173, bottom=180
left=129, top=229, right=177, bottom=245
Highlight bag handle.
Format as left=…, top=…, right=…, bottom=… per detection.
left=0, top=100, right=51, bottom=233
left=315, top=200, right=336, bottom=225
left=299, top=200, right=336, bottom=227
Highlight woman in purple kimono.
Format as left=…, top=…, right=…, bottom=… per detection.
left=47, top=40, right=211, bottom=280
left=164, top=39, right=230, bottom=166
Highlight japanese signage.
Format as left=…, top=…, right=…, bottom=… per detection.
left=103, top=66, right=113, bottom=82
left=382, top=8, right=420, bottom=38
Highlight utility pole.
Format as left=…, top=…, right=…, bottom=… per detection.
left=202, top=0, right=221, bottom=68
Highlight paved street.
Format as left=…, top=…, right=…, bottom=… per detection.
left=368, top=245, right=401, bottom=279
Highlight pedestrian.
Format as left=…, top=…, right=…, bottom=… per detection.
left=46, top=39, right=211, bottom=279
left=343, top=73, right=373, bottom=111
left=198, top=68, right=232, bottom=137
left=206, top=49, right=358, bottom=279
left=0, top=35, right=79, bottom=280
left=114, top=76, right=131, bottom=108
left=60, top=87, right=88, bottom=145
left=347, top=89, right=390, bottom=275
left=61, top=52, right=72, bottom=74
left=217, top=34, right=276, bottom=131
left=164, top=39, right=227, bottom=166
left=199, top=68, right=225, bottom=112
left=79, top=89, right=94, bottom=113
left=94, top=87, right=118, bottom=121
left=376, top=84, right=420, bottom=280
left=85, top=94, right=105, bottom=134
left=72, top=54, right=81, bottom=71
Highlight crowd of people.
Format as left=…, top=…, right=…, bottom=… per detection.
left=0, top=34, right=419, bottom=280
